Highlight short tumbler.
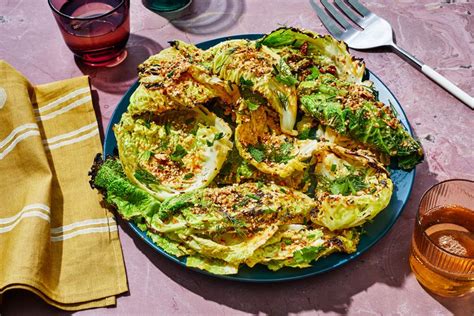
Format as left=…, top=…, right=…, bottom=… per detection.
left=48, top=0, right=130, bottom=67
left=409, top=179, right=474, bottom=297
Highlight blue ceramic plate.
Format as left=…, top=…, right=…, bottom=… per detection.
left=104, top=34, right=415, bottom=282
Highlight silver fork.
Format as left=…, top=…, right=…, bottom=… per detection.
left=310, top=0, right=474, bottom=109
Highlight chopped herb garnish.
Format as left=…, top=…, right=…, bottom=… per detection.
left=159, top=139, right=169, bottom=150
left=247, top=100, right=260, bottom=111
left=170, top=144, right=187, bottom=163
left=236, top=197, right=250, bottom=208
left=214, top=132, right=224, bottom=141
left=167, top=70, right=175, bottom=78
left=246, top=193, right=261, bottom=201
left=306, top=66, right=320, bottom=80
left=277, top=91, right=289, bottom=110
left=206, top=132, right=225, bottom=147
left=331, top=164, right=337, bottom=172
left=248, top=145, right=265, bottom=162
left=271, top=142, right=293, bottom=164
left=284, top=239, right=292, bottom=245
left=273, top=59, right=298, bottom=86
left=248, top=142, right=293, bottom=164
left=183, top=173, right=194, bottom=180
left=321, top=173, right=368, bottom=196
left=239, top=76, right=254, bottom=87
left=141, top=150, right=153, bottom=161
left=298, top=128, right=310, bottom=140
left=164, top=122, right=171, bottom=135
left=226, top=215, right=246, bottom=236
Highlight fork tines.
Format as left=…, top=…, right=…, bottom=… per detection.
left=310, top=0, right=373, bottom=37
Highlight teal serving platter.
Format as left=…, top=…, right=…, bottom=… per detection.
left=103, top=34, right=415, bottom=282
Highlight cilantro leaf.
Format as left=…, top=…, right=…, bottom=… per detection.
left=306, top=66, right=320, bottom=80
left=214, top=132, right=224, bottom=141
left=248, top=145, right=265, bottom=162
left=273, top=59, right=298, bottom=86
left=170, top=145, right=187, bottom=162
left=207, top=132, right=225, bottom=146
left=183, top=173, right=194, bottom=180
left=247, top=100, right=260, bottom=111
left=270, top=142, right=294, bottom=164
left=328, top=174, right=367, bottom=196
left=246, top=193, right=261, bottom=201
left=239, top=76, right=254, bottom=87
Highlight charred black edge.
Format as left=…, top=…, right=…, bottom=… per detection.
left=168, top=40, right=179, bottom=48
left=88, top=153, right=105, bottom=191
left=88, top=153, right=140, bottom=223
left=319, top=143, right=390, bottom=176
left=88, top=153, right=120, bottom=191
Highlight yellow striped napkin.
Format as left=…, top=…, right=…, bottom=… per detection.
left=0, top=61, right=128, bottom=310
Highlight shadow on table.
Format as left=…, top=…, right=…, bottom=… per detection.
left=426, top=291, right=474, bottom=316
left=76, top=34, right=163, bottom=95
left=89, top=88, right=105, bottom=143
left=124, top=161, right=444, bottom=315
left=148, top=0, right=245, bottom=35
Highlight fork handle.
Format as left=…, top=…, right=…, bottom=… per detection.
left=390, top=44, right=474, bottom=109
left=421, top=65, right=474, bottom=109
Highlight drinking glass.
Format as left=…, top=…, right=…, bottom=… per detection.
left=142, top=0, right=192, bottom=12
left=48, top=0, right=130, bottom=67
left=409, top=179, right=474, bottom=297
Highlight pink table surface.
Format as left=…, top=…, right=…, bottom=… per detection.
left=1, top=0, right=473, bottom=315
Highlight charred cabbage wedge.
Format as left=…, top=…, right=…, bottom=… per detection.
left=235, top=99, right=320, bottom=178
left=149, top=182, right=358, bottom=272
left=114, top=106, right=233, bottom=200
left=311, top=144, right=393, bottom=231
left=259, top=27, right=365, bottom=83
left=298, top=73, right=423, bottom=169
left=205, top=39, right=298, bottom=135
left=128, top=42, right=238, bottom=116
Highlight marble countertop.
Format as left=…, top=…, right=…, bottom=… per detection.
left=1, top=0, right=473, bottom=315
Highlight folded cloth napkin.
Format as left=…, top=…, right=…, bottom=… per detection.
left=0, top=61, right=128, bottom=310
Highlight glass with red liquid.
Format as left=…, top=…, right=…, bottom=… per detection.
left=48, top=0, right=130, bottom=67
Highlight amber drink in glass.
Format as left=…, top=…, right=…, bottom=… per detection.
left=409, top=179, right=474, bottom=297
left=49, top=0, right=130, bottom=67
